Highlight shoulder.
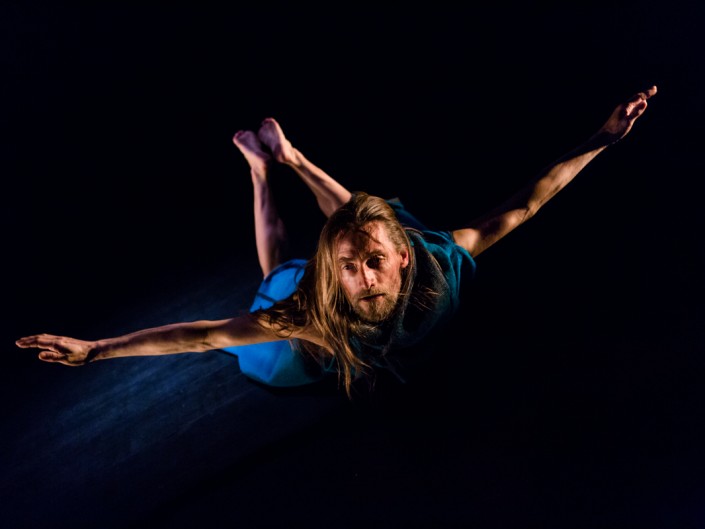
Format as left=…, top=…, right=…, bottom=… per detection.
left=290, top=325, right=330, bottom=351
left=409, top=228, right=475, bottom=267
left=408, top=228, right=477, bottom=293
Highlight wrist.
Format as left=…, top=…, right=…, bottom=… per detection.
left=286, top=147, right=306, bottom=169
left=88, top=340, right=110, bottom=362
left=590, top=128, right=623, bottom=148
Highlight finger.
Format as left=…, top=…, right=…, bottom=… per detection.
left=643, top=85, right=658, bottom=99
left=623, top=96, right=649, bottom=120
left=16, top=335, right=43, bottom=348
left=16, top=335, right=59, bottom=351
left=623, top=103, right=647, bottom=122
left=634, top=85, right=658, bottom=102
left=38, top=350, right=66, bottom=362
left=15, top=337, right=31, bottom=348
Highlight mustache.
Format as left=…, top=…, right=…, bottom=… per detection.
left=356, top=289, right=388, bottom=301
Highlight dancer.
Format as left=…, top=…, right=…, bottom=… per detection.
left=16, top=85, right=658, bottom=397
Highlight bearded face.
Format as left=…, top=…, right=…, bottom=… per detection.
left=335, top=221, right=410, bottom=323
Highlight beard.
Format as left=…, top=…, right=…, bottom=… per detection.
left=352, top=289, right=400, bottom=323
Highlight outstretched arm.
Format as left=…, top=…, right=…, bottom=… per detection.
left=452, top=85, right=658, bottom=257
left=15, top=315, right=324, bottom=367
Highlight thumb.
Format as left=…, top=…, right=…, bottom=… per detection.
left=38, top=351, right=65, bottom=362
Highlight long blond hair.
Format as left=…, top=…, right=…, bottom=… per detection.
left=258, top=192, right=413, bottom=397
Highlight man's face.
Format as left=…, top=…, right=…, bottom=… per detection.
left=336, top=221, right=410, bottom=323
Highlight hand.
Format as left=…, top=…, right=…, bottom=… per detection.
left=15, top=334, right=97, bottom=366
left=597, top=85, right=658, bottom=144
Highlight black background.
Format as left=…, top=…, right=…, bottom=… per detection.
left=3, top=4, right=705, bottom=528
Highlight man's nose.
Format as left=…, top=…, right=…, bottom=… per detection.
left=362, top=266, right=376, bottom=289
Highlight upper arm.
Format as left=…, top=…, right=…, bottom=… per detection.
left=452, top=207, right=531, bottom=257
left=204, top=315, right=285, bottom=349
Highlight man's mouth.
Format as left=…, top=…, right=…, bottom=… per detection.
left=360, top=293, right=384, bottom=302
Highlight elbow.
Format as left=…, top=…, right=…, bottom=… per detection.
left=523, top=203, right=539, bottom=222
left=201, top=328, right=224, bottom=351
left=196, top=321, right=226, bottom=351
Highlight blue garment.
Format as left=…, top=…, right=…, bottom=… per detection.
left=221, top=259, right=328, bottom=387
left=222, top=199, right=476, bottom=387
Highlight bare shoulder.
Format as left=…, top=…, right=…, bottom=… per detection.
left=451, top=227, right=483, bottom=257
left=248, top=314, right=329, bottom=350
left=291, top=326, right=329, bottom=350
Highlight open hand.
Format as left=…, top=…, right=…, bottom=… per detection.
left=16, top=334, right=96, bottom=366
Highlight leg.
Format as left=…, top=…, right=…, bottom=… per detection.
left=257, top=118, right=352, bottom=218
left=232, top=130, right=288, bottom=278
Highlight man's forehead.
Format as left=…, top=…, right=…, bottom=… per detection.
left=336, top=222, right=391, bottom=255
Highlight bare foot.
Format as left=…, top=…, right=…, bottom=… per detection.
left=232, top=130, right=271, bottom=180
left=257, top=118, right=297, bottom=165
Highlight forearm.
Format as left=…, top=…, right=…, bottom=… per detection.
left=455, top=133, right=613, bottom=256
left=91, top=320, right=218, bottom=361
left=529, top=133, right=612, bottom=214
left=500, top=133, right=610, bottom=220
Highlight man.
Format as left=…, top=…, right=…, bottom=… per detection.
left=16, top=85, right=658, bottom=398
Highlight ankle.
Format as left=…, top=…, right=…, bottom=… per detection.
left=282, top=147, right=304, bottom=168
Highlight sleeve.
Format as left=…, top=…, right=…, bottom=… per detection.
left=415, top=229, right=477, bottom=311
left=221, top=258, right=329, bottom=387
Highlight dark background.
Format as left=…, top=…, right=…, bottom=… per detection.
left=3, top=4, right=705, bottom=528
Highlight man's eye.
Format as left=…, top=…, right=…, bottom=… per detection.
left=368, top=257, right=382, bottom=268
